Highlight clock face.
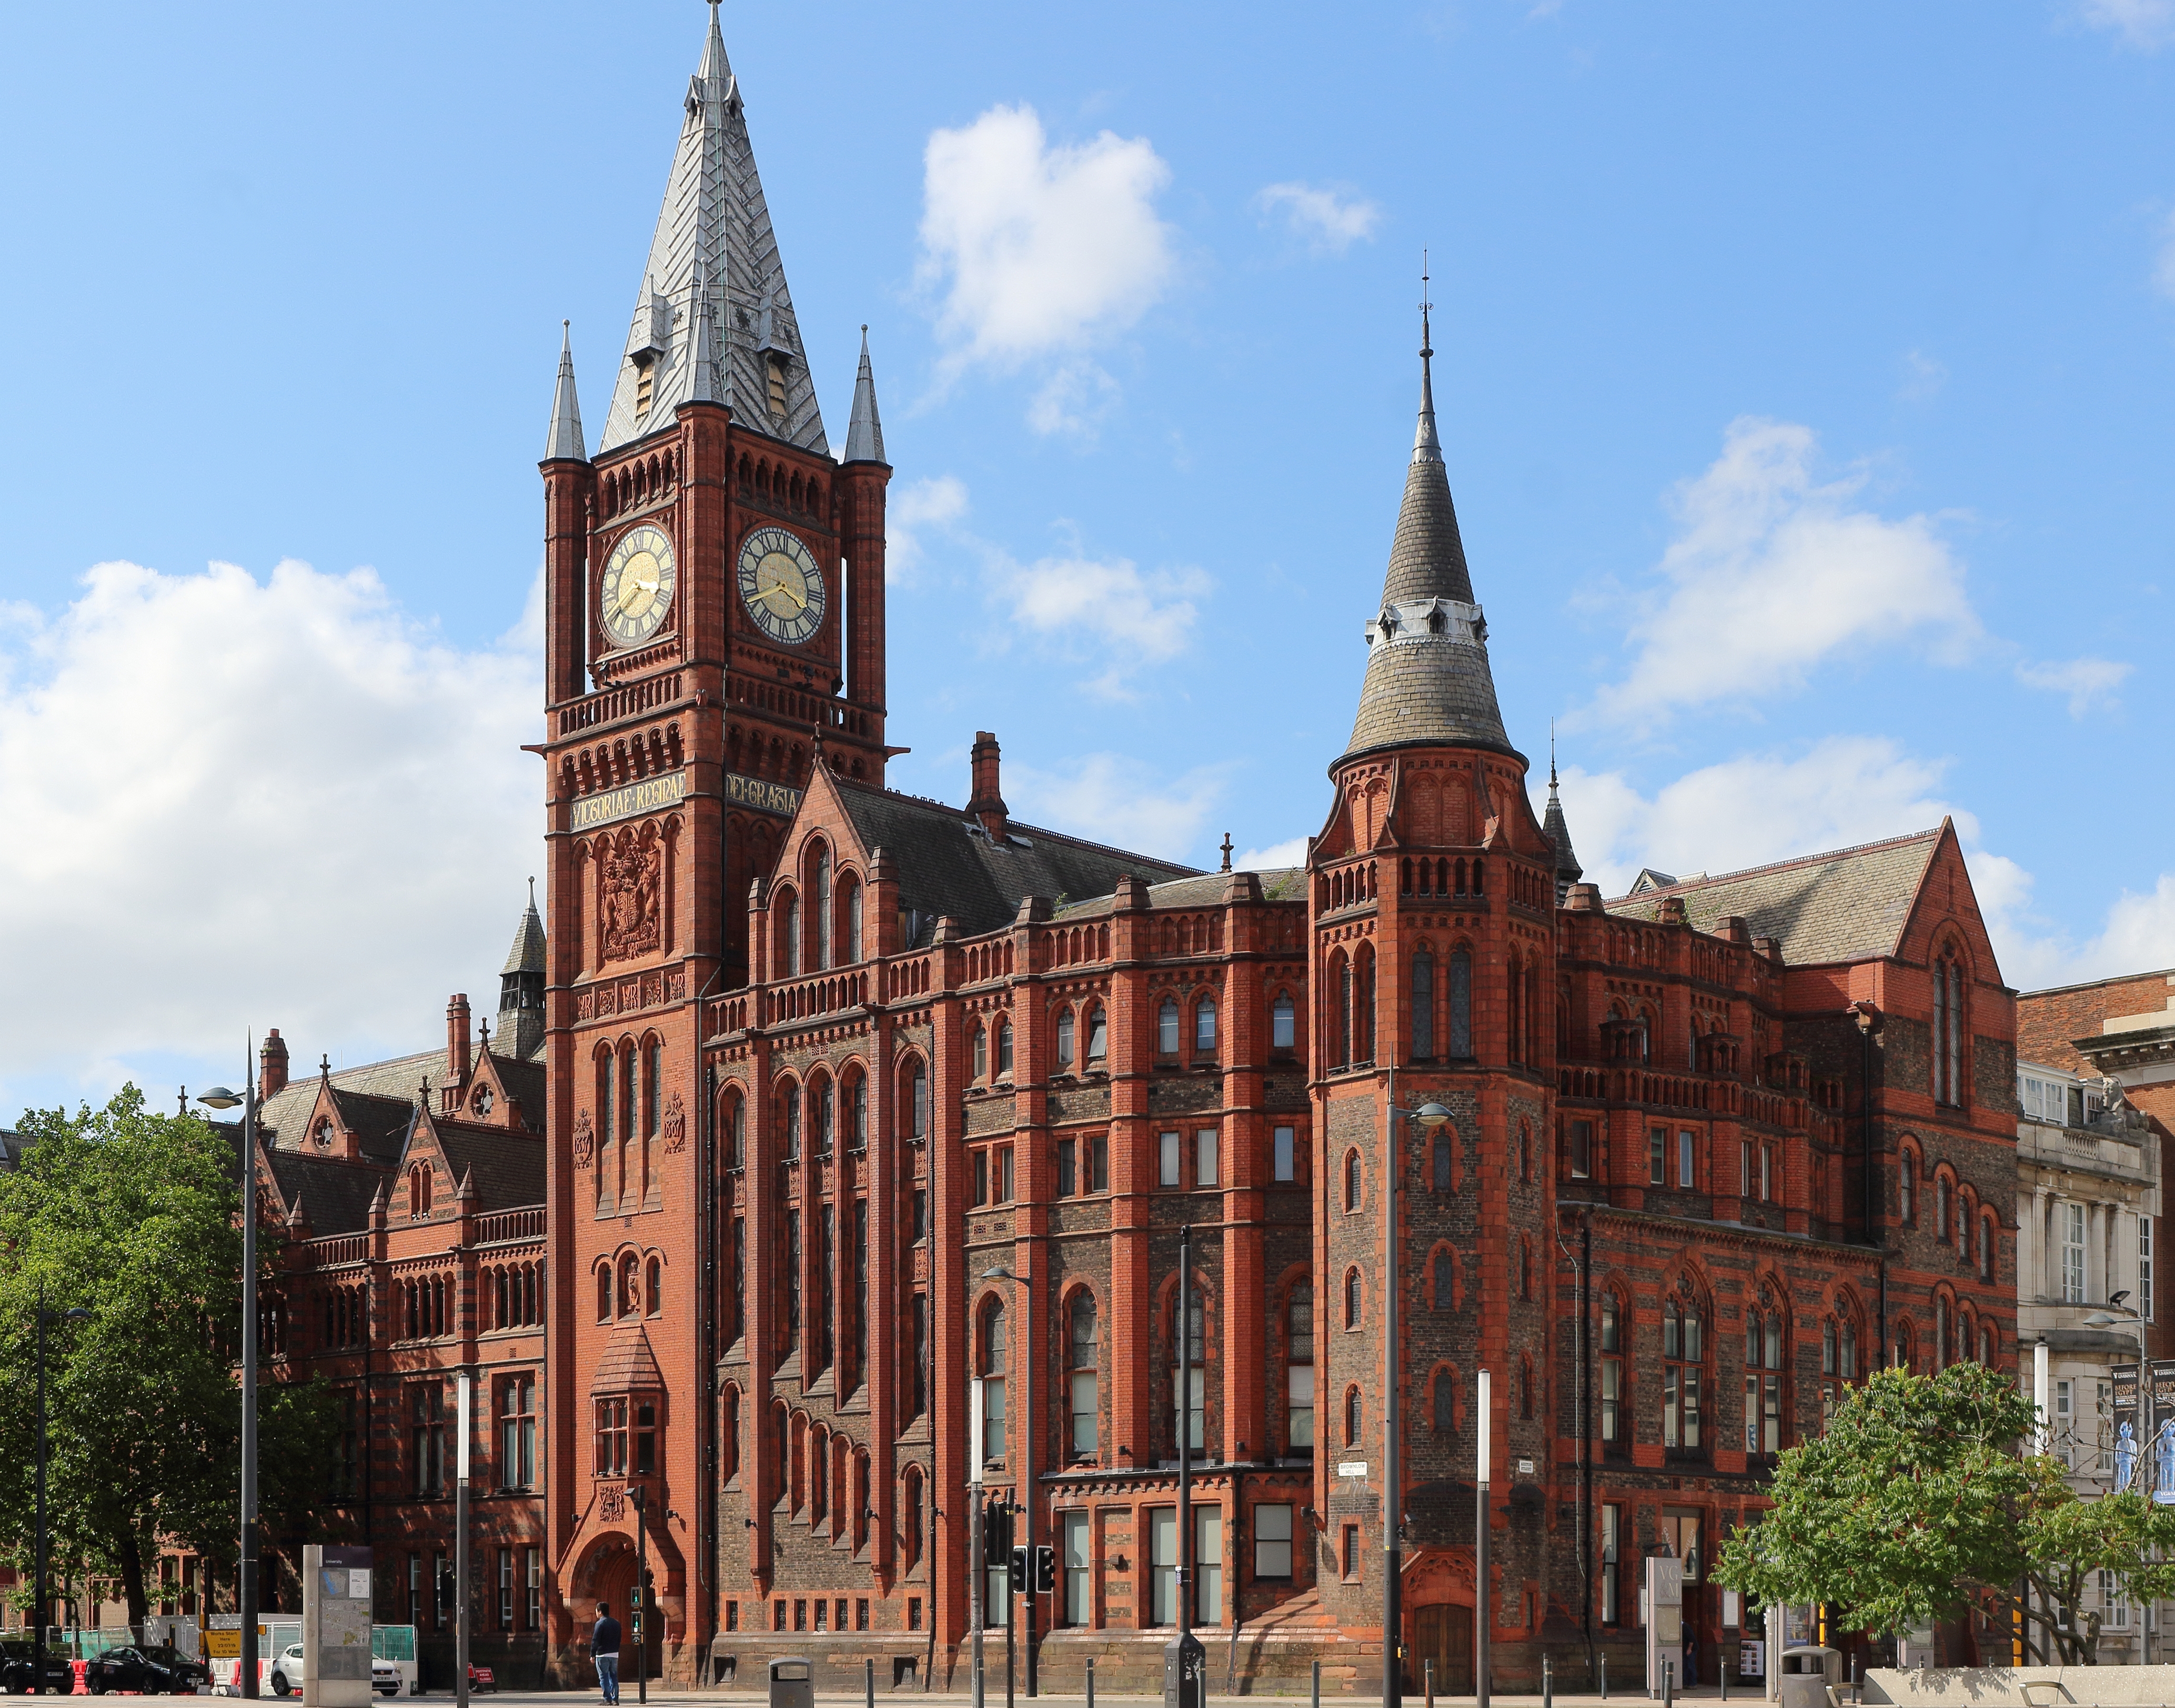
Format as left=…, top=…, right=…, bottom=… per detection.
left=737, top=526, right=827, bottom=646
left=599, top=524, right=677, bottom=649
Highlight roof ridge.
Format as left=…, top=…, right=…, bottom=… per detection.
left=1603, top=825, right=1943, bottom=906
left=832, top=775, right=1200, bottom=876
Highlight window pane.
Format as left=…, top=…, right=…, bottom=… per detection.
left=1195, top=1509, right=1223, bottom=1625
left=1272, top=994, right=1295, bottom=1051
left=1196, top=1128, right=1219, bottom=1187
left=1273, top=1126, right=1295, bottom=1182
left=1159, top=1001, right=1180, bottom=1054
left=1254, top=1503, right=1293, bottom=1579
left=1196, top=999, right=1217, bottom=1053
left=1160, top=1131, right=1181, bottom=1187
left=1150, top=1509, right=1177, bottom=1626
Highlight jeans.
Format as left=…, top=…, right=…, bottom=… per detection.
left=597, top=1655, right=620, bottom=1704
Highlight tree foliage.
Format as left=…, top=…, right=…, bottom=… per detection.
left=1715, top=1361, right=2175, bottom=1665
left=0, top=1087, right=343, bottom=1626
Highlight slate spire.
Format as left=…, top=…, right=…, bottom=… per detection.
left=498, top=881, right=547, bottom=1062
left=1341, top=284, right=1513, bottom=763
left=1543, top=729, right=1583, bottom=904
left=844, top=326, right=887, bottom=465
left=599, top=1, right=827, bottom=455
left=544, top=321, right=586, bottom=462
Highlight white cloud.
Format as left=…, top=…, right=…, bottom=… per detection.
left=988, top=542, right=1210, bottom=698
left=1253, top=181, right=1383, bottom=256
left=1234, top=835, right=1308, bottom=872
left=1004, top=752, right=1226, bottom=863
left=885, top=475, right=971, bottom=581
left=0, top=558, right=538, bottom=1117
left=1587, top=417, right=1977, bottom=727
left=1026, top=360, right=1122, bottom=439
left=2078, top=0, right=2175, bottom=49
left=2016, top=655, right=2133, bottom=717
left=2154, top=209, right=2175, bottom=300
left=917, top=104, right=1175, bottom=382
left=1897, top=348, right=1948, bottom=402
left=1542, top=736, right=1966, bottom=901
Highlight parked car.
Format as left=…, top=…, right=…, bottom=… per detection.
left=85, top=1643, right=209, bottom=1695
left=0, top=1641, right=77, bottom=1696
left=372, top=1654, right=401, bottom=1697
left=466, top=1661, right=496, bottom=1694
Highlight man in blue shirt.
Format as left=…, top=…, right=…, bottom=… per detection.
left=592, top=1603, right=622, bottom=1705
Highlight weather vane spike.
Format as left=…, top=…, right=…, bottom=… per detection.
left=1419, top=247, right=1433, bottom=359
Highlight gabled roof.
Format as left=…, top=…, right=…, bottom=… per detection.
left=0, top=1127, right=31, bottom=1172
left=258, top=1148, right=385, bottom=1238
left=430, top=1121, right=545, bottom=1214
left=597, top=5, right=827, bottom=456
left=258, top=1049, right=442, bottom=1154
left=1605, top=827, right=1944, bottom=966
left=829, top=776, right=1197, bottom=945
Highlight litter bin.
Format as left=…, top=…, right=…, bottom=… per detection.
left=768, top=1657, right=814, bottom=1708
left=1777, top=1644, right=1842, bottom=1708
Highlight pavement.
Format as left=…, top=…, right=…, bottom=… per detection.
left=449, top=1691, right=1769, bottom=1707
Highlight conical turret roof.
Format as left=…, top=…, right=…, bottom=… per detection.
left=545, top=322, right=586, bottom=462
left=1543, top=743, right=1583, bottom=901
left=502, top=883, right=546, bottom=977
left=1342, top=316, right=1513, bottom=763
left=844, top=327, right=886, bottom=465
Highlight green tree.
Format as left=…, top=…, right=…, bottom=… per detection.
left=0, top=1086, right=342, bottom=1626
left=1715, top=1361, right=2175, bottom=1665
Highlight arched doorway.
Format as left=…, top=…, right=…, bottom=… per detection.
left=1412, top=1605, right=1474, bottom=1695
left=571, top=1535, right=661, bottom=1685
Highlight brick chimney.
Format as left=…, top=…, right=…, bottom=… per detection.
left=258, top=1029, right=289, bottom=1101
left=447, top=994, right=472, bottom=1089
left=968, top=731, right=1008, bottom=840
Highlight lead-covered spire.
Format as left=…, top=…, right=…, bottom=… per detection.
left=1341, top=291, right=1512, bottom=762
left=844, top=326, right=887, bottom=465
left=598, top=1, right=828, bottom=455
left=544, top=321, right=586, bottom=462
left=1543, top=732, right=1583, bottom=903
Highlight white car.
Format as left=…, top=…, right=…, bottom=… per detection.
left=265, top=1644, right=400, bottom=1699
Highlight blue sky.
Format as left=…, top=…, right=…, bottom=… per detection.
left=2, top=0, right=2172, bottom=1117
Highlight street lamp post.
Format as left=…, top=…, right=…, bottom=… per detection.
left=1382, top=1094, right=1453, bottom=1708
left=197, top=1071, right=261, bottom=1700
left=33, top=1285, right=91, bottom=1696
left=982, top=1265, right=1037, bottom=1698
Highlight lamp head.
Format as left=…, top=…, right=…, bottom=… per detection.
left=1414, top=1102, right=1453, bottom=1131
left=196, top=1087, right=244, bottom=1111
left=983, top=1266, right=1018, bottom=1283
left=2085, top=1312, right=2119, bottom=1328
left=2112, top=1290, right=2132, bottom=1309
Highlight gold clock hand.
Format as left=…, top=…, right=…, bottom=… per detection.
left=762, top=578, right=806, bottom=611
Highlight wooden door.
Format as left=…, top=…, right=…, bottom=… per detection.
left=1412, top=1605, right=1473, bottom=1696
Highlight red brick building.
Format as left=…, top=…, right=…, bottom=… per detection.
left=244, top=8, right=2023, bottom=1693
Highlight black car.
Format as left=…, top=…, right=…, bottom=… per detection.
left=85, top=1643, right=208, bottom=1695
left=0, top=1641, right=76, bottom=1695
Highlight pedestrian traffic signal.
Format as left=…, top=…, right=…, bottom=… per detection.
left=1034, top=1544, right=1055, bottom=1594
left=1009, top=1545, right=1029, bottom=1593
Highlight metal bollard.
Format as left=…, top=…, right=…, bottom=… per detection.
left=1085, top=1660, right=1094, bottom=1708
left=1599, top=1652, right=1608, bottom=1699
left=1543, top=1655, right=1553, bottom=1708
left=1424, top=1658, right=1434, bottom=1708
left=1662, top=1658, right=1674, bottom=1708
left=867, top=1657, right=875, bottom=1708
left=1852, top=1657, right=1862, bottom=1705
left=1311, top=1659, right=1321, bottom=1708
left=1720, top=1656, right=1728, bottom=1701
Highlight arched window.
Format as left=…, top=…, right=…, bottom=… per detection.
left=1158, top=998, right=1181, bottom=1056
left=1344, top=1267, right=1362, bottom=1330
left=1068, top=1293, right=1099, bottom=1458
left=1333, top=950, right=1353, bottom=1068
left=971, top=1024, right=988, bottom=1081
left=1411, top=949, right=1435, bottom=1061
left=646, top=1256, right=662, bottom=1317
left=812, top=841, right=833, bottom=970
left=1663, top=1293, right=1703, bottom=1452
left=721, top=1387, right=740, bottom=1485
left=1448, top=948, right=1473, bottom=1058
left=1599, top=1293, right=1623, bottom=1446
left=1432, top=1131, right=1453, bottom=1193
left=596, top=1267, right=610, bottom=1323
left=1935, top=1297, right=1949, bottom=1370
left=841, top=871, right=863, bottom=963
left=980, top=1302, right=1008, bottom=1463
left=1937, top=1175, right=1950, bottom=1244
left=1344, top=1150, right=1362, bottom=1213
left=847, top=1073, right=868, bottom=1150
left=1979, top=1213, right=1993, bottom=1281
left=1518, top=1234, right=1532, bottom=1302
left=1433, top=1368, right=1457, bottom=1433
left=1271, top=992, right=1296, bottom=1053
left=1979, top=1323, right=1994, bottom=1366
left=904, top=1060, right=928, bottom=1140
left=778, top=888, right=801, bottom=979
left=1173, top=1285, right=1206, bottom=1452
left=1899, top=1148, right=1916, bottom=1224
left=1507, top=950, right=1525, bottom=1066
left=1055, top=1009, right=1076, bottom=1070
left=902, top=1466, right=924, bottom=1572
left=1086, top=1003, right=1108, bottom=1062
left=1344, top=1385, right=1363, bottom=1447
left=781, top=1080, right=802, bottom=1159
left=1745, top=1302, right=1783, bottom=1454
left=1932, top=950, right=1967, bottom=1106
left=1432, top=1248, right=1456, bottom=1310
left=1194, top=996, right=1217, bottom=1056
left=1286, top=1283, right=1315, bottom=1448
left=995, top=1020, right=1013, bottom=1078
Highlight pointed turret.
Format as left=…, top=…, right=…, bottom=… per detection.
left=599, top=1, right=827, bottom=454
left=1342, top=304, right=1513, bottom=763
left=1543, top=738, right=1583, bottom=906
left=844, top=326, right=887, bottom=465
left=689, top=263, right=721, bottom=405
left=545, top=322, right=587, bottom=462
left=497, top=880, right=547, bottom=1061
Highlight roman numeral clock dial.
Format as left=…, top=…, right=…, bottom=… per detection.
left=737, top=525, right=826, bottom=647
left=599, top=524, right=677, bottom=650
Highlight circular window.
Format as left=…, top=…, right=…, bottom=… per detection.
left=472, top=1086, right=495, bottom=1116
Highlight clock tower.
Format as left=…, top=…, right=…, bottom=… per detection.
left=536, top=1, right=890, bottom=1676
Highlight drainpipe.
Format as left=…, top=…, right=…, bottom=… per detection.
left=1852, top=1002, right=1886, bottom=1354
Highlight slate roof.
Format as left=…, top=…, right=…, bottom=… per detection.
left=1050, top=867, right=1307, bottom=921
left=0, top=1128, right=29, bottom=1172
left=431, top=1122, right=546, bottom=1214
left=257, top=1049, right=444, bottom=1154
left=832, top=778, right=1197, bottom=945
left=1343, top=340, right=1515, bottom=762
left=487, top=1049, right=546, bottom=1122
left=1605, top=828, right=1942, bottom=966
left=260, top=1149, right=388, bottom=1239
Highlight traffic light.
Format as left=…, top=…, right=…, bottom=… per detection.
left=983, top=1498, right=1012, bottom=1562
left=1009, top=1545, right=1029, bottom=1593
left=1034, top=1544, right=1055, bottom=1595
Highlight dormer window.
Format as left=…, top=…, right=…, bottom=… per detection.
left=314, top=1117, right=335, bottom=1149
left=767, top=355, right=789, bottom=421
left=1428, top=608, right=1447, bottom=634
left=1379, top=610, right=1398, bottom=637
left=635, top=356, right=656, bottom=418
left=472, top=1086, right=494, bottom=1117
